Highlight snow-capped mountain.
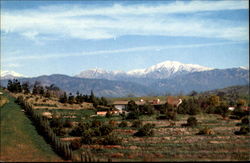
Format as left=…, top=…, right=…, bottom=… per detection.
left=1, top=70, right=25, bottom=79
left=76, top=60, right=214, bottom=80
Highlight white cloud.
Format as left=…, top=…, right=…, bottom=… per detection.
left=1, top=1, right=249, bottom=41
left=4, top=41, right=244, bottom=61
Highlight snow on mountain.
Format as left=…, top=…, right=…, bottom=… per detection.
left=127, top=61, right=213, bottom=78
left=1, top=70, right=25, bottom=79
left=239, top=66, right=249, bottom=70
left=76, top=60, right=214, bottom=80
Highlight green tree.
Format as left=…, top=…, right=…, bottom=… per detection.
left=21, top=82, right=30, bottom=94
left=68, top=93, right=75, bottom=104
left=59, top=92, right=68, bottom=103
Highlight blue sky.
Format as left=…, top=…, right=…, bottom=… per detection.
left=1, top=0, right=249, bottom=77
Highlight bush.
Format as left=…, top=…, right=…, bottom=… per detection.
left=109, top=120, right=117, bottom=127
left=106, top=110, right=112, bottom=118
left=241, top=116, right=249, bottom=125
left=70, top=139, right=82, bottom=150
left=53, top=127, right=67, bottom=136
left=197, top=127, right=214, bottom=135
left=182, top=116, right=198, bottom=127
left=126, top=111, right=139, bottom=120
left=118, top=121, right=128, bottom=128
left=134, top=123, right=155, bottom=137
left=63, top=119, right=74, bottom=128
left=187, top=116, right=198, bottom=127
left=156, top=110, right=177, bottom=120
left=234, top=126, right=250, bottom=135
left=91, top=119, right=102, bottom=128
left=99, top=125, right=113, bottom=136
left=233, top=107, right=248, bottom=119
left=131, top=120, right=142, bottom=128
left=81, top=130, right=95, bottom=144
left=50, top=118, right=64, bottom=128
left=101, top=134, right=122, bottom=145
left=69, top=122, right=90, bottom=136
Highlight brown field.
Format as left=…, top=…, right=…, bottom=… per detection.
left=6, top=93, right=250, bottom=161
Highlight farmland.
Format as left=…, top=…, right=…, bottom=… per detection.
left=7, top=93, right=249, bottom=161
left=1, top=79, right=250, bottom=162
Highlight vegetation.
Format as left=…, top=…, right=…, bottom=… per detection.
left=134, top=123, right=155, bottom=137
left=3, top=79, right=250, bottom=161
left=0, top=92, right=62, bottom=162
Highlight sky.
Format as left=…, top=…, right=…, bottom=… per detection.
left=1, top=0, right=249, bottom=77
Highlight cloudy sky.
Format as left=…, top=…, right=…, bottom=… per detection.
left=1, top=0, right=249, bottom=77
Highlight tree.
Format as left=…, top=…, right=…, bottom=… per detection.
left=236, top=99, right=246, bottom=107
left=140, top=103, right=155, bottom=115
left=100, top=97, right=108, bottom=106
left=209, top=95, right=220, bottom=107
left=22, top=82, right=30, bottom=94
left=90, top=90, right=95, bottom=103
left=189, top=90, right=198, bottom=96
left=32, top=81, right=41, bottom=95
left=59, top=92, right=68, bottom=103
left=45, top=90, right=51, bottom=98
left=68, top=93, right=75, bottom=104
left=7, top=79, right=22, bottom=93
left=127, top=100, right=138, bottom=112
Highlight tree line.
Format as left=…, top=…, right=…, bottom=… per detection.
left=6, top=79, right=108, bottom=107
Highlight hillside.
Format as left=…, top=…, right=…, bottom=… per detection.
left=0, top=74, right=154, bottom=97
left=153, top=68, right=249, bottom=94
left=0, top=91, right=63, bottom=162
left=201, top=85, right=249, bottom=96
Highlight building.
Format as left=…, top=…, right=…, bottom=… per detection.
left=113, top=101, right=128, bottom=112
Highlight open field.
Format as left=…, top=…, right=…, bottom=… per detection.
left=32, top=100, right=250, bottom=161
left=0, top=92, right=63, bottom=162
left=71, top=114, right=250, bottom=161
left=2, top=90, right=249, bottom=161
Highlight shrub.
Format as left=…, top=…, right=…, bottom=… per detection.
left=81, top=129, right=95, bottom=144
left=157, top=111, right=177, bottom=120
left=126, top=111, right=139, bottom=120
left=69, top=122, right=90, bottom=136
left=106, top=110, right=112, bottom=118
left=186, top=116, right=198, bottom=127
left=234, top=126, right=250, bottom=135
left=233, top=107, right=248, bottom=119
left=99, top=125, right=113, bottom=136
left=197, top=127, right=214, bottom=135
left=50, top=118, right=64, bottom=128
left=134, top=123, right=155, bottom=137
left=101, top=134, right=122, bottom=145
left=63, top=119, right=74, bottom=128
left=91, top=119, right=102, bottom=128
left=70, top=139, right=82, bottom=150
left=109, top=120, right=117, bottom=127
left=53, top=127, right=67, bottom=136
left=118, top=121, right=128, bottom=128
left=241, top=116, right=249, bottom=125
left=131, top=120, right=142, bottom=128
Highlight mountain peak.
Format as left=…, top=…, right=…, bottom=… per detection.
left=1, top=70, right=26, bottom=79
left=77, top=60, right=214, bottom=79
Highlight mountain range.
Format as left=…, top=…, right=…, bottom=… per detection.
left=1, top=61, right=249, bottom=97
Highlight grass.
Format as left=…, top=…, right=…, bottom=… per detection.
left=0, top=92, right=63, bottom=162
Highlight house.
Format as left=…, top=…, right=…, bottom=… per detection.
left=113, top=101, right=128, bottom=112
left=166, top=96, right=182, bottom=107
